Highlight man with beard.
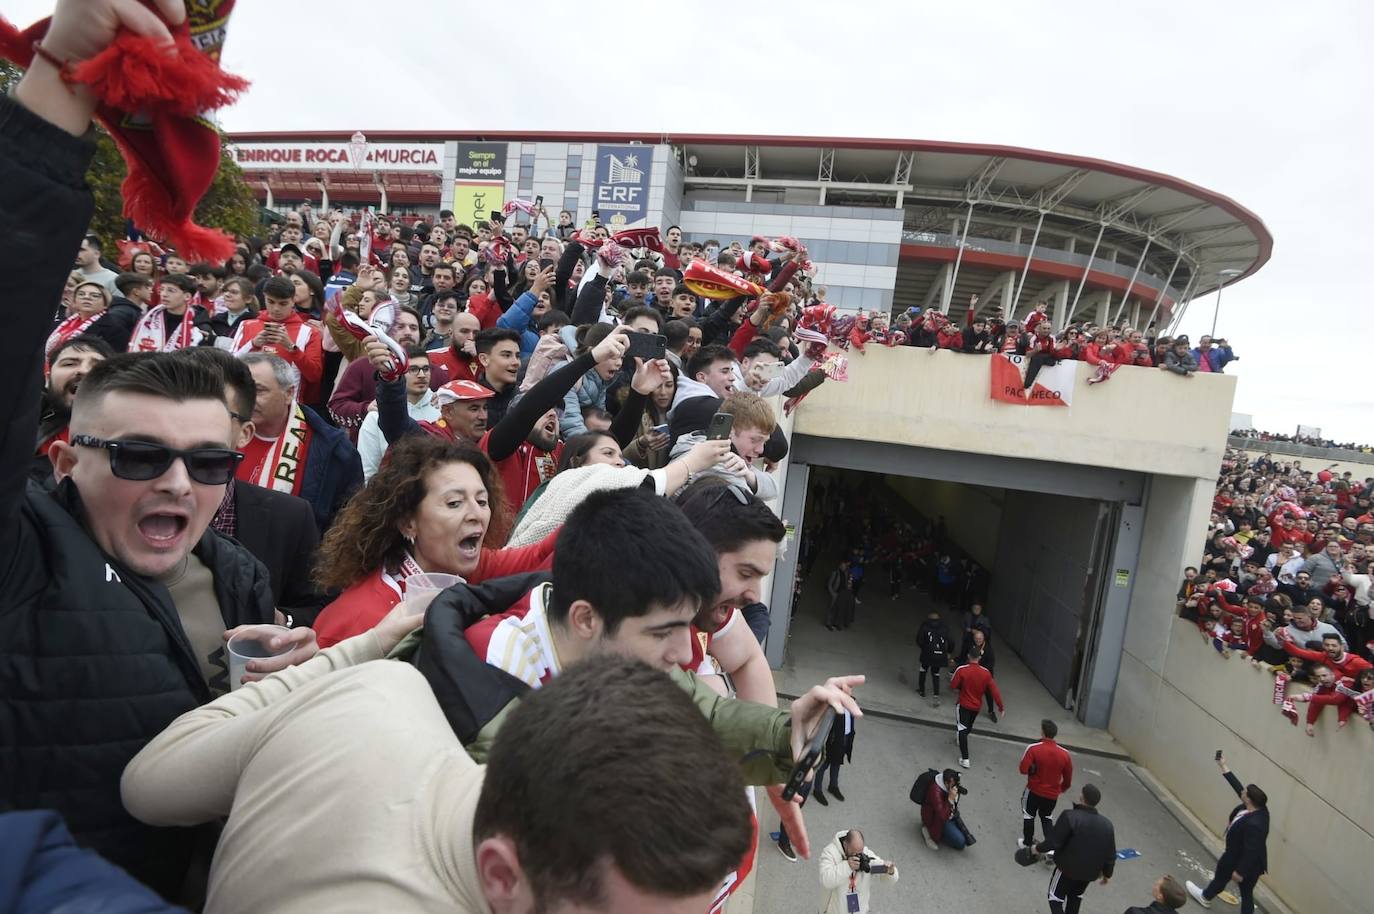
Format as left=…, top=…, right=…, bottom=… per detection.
left=673, top=479, right=786, bottom=705
left=426, top=311, right=483, bottom=387
left=370, top=329, right=630, bottom=516
left=33, top=336, right=114, bottom=482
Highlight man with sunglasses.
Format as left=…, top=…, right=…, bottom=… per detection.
left=0, top=26, right=319, bottom=896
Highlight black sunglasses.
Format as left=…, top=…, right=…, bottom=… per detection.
left=71, top=435, right=243, bottom=485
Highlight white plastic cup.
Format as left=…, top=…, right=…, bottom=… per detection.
left=226, top=624, right=293, bottom=691
left=404, top=573, right=462, bottom=616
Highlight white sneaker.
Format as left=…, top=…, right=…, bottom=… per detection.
left=960, top=758, right=970, bottom=768
left=1017, top=838, right=1028, bottom=850
left=1186, top=881, right=1212, bottom=908
left=921, top=825, right=939, bottom=850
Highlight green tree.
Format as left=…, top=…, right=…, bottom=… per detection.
left=0, top=59, right=259, bottom=259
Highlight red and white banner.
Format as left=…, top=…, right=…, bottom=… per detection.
left=989, top=353, right=1075, bottom=407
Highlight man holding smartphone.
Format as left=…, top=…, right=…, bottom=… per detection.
left=818, top=828, right=898, bottom=913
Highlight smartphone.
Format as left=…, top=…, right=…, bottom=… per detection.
left=538, top=258, right=555, bottom=270
left=869, top=863, right=889, bottom=875
left=624, top=331, right=666, bottom=363
left=781, top=706, right=834, bottom=801
left=1215, top=749, right=1223, bottom=760
left=651, top=423, right=669, bottom=436
left=534, top=194, right=543, bottom=210
left=591, top=210, right=601, bottom=223
left=489, top=210, right=501, bottom=220
left=705, top=411, right=734, bottom=441
left=759, top=362, right=786, bottom=381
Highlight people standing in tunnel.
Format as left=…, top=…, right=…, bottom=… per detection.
left=916, top=611, right=952, bottom=704
left=827, top=559, right=856, bottom=631
left=934, top=554, right=959, bottom=605
left=849, top=547, right=867, bottom=601
left=950, top=647, right=1004, bottom=768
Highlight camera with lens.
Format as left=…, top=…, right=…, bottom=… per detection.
left=851, top=852, right=874, bottom=873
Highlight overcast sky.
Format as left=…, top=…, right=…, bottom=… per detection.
left=15, top=0, right=1371, bottom=442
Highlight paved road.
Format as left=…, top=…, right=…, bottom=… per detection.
left=752, top=712, right=1262, bottom=913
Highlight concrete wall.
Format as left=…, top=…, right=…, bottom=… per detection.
left=1113, top=620, right=1373, bottom=914
left=883, top=476, right=1004, bottom=568
left=1234, top=446, right=1374, bottom=482
left=791, top=347, right=1235, bottom=480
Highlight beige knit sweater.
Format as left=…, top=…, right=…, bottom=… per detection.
left=121, top=634, right=489, bottom=914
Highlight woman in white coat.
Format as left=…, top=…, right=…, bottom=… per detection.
left=819, top=828, right=899, bottom=913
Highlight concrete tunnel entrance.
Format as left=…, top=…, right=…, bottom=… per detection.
left=765, top=435, right=1147, bottom=729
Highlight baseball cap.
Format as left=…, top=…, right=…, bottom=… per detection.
left=436, top=380, right=495, bottom=405
left=279, top=243, right=304, bottom=259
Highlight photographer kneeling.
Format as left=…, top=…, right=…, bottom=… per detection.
left=819, top=828, right=898, bottom=914
left=920, top=768, right=974, bottom=850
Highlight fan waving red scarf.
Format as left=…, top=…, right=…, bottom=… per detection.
left=611, top=227, right=664, bottom=253
left=0, top=1, right=248, bottom=262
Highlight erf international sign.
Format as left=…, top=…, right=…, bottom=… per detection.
left=593, top=145, right=652, bottom=228
left=453, top=143, right=507, bottom=228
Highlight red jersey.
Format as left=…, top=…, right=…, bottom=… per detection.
left=231, top=313, right=325, bottom=404
left=480, top=430, right=562, bottom=513
left=428, top=346, right=482, bottom=390
left=1019, top=738, right=1073, bottom=800
left=949, top=661, right=1003, bottom=713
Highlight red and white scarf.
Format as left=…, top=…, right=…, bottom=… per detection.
left=45, top=311, right=105, bottom=361
left=129, top=305, right=202, bottom=352
left=250, top=402, right=310, bottom=494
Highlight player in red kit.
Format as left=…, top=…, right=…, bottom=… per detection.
left=949, top=647, right=1004, bottom=768
left=1018, top=719, right=1073, bottom=849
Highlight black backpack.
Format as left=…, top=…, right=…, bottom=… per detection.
left=909, top=767, right=938, bottom=805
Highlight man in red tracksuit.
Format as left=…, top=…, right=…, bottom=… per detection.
left=949, top=647, right=1004, bottom=768
left=1018, top=719, right=1073, bottom=849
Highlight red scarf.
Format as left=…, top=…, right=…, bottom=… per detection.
left=0, top=3, right=248, bottom=261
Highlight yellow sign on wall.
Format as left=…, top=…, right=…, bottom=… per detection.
left=452, top=183, right=505, bottom=229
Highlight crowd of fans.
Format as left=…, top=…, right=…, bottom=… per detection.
left=886, top=293, right=1238, bottom=388
left=1178, top=448, right=1374, bottom=736
left=2, top=7, right=870, bottom=910
left=1231, top=427, right=1372, bottom=453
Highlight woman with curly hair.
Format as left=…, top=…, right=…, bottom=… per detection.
left=312, top=436, right=556, bottom=648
